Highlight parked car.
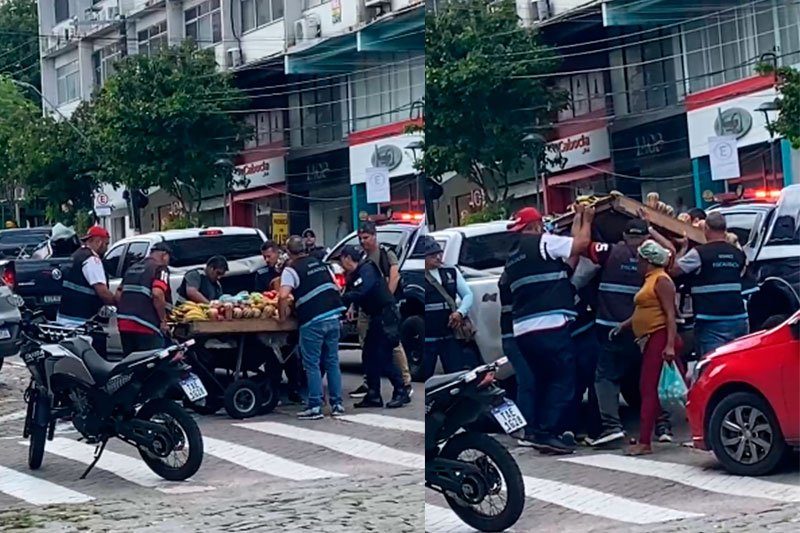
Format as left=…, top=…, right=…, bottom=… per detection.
left=0, top=227, right=51, bottom=260
left=709, top=185, right=800, bottom=331
left=0, top=278, right=22, bottom=375
left=687, top=311, right=799, bottom=476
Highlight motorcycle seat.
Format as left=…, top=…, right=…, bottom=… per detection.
left=61, top=337, right=116, bottom=383
left=425, top=370, right=470, bottom=392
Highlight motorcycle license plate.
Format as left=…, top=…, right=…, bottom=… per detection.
left=491, top=400, right=527, bottom=434
left=180, top=374, right=208, bottom=402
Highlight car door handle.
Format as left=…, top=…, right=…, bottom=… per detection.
left=483, top=293, right=497, bottom=302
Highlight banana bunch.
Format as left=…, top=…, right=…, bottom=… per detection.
left=171, top=302, right=210, bottom=323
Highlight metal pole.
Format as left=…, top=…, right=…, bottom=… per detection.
left=10, top=80, right=88, bottom=140
left=532, top=155, right=541, bottom=212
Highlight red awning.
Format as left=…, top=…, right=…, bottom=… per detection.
left=232, top=185, right=286, bottom=203
left=548, top=161, right=612, bottom=186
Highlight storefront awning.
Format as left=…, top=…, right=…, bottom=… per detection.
left=548, top=161, right=613, bottom=186
left=232, top=185, right=286, bottom=203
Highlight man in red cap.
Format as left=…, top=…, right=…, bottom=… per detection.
left=502, top=204, right=594, bottom=454
left=57, top=225, right=116, bottom=357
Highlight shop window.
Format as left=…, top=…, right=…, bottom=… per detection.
left=350, top=54, right=425, bottom=132
left=93, top=43, right=123, bottom=89
left=55, top=0, right=69, bottom=23
left=185, top=0, right=222, bottom=48
left=621, top=28, right=679, bottom=115
left=56, top=61, right=80, bottom=105
left=243, top=111, right=285, bottom=149
left=291, top=79, right=344, bottom=147
left=681, top=1, right=798, bottom=94
left=137, top=21, right=168, bottom=57
left=304, top=0, right=332, bottom=9
left=555, top=72, right=606, bottom=122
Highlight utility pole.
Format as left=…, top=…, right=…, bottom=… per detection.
left=119, top=15, right=128, bottom=57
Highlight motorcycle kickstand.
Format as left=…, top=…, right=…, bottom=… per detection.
left=79, top=438, right=108, bottom=480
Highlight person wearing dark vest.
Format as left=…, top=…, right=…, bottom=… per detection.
left=588, top=217, right=675, bottom=446
left=340, top=245, right=408, bottom=409
left=349, top=221, right=413, bottom=401
left=56, top=225, right=116, bottom=358
left=254, top=241, right=281, bottom=292
left=177, top=256, right=227, bottom=304
left=503, top=205, right=592, bottom=455
left=302, top=229, right=328, bottom=261
left=116, top=243, right=173, bottom=355
left=278, top=236, right=346, bottom=420
left=422, top=236, right=474, bottom=380
left=670, top=211, right=749, bottom=357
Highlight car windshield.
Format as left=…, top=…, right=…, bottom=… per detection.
left=722, top=211, right=762, bottom=247
left=460, top=232, right=520, bottom=270
left=764, top=190, right=800, bottom=246
left=0, top=230, right=50, bottom=247
left=328, top=230, right=407, bottom=260
left=168, top=234, right=264, bottom=267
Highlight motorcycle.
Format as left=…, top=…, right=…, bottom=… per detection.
left=425, top=356, right=526, bottom=532
left=13, top=296, right=206, bottom=481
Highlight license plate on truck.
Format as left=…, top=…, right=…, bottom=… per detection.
left=180, top=374, right=208, bottom=402
left=491, top=400, right=527, bottom=434
left=43, top=295, right=61, bottom=304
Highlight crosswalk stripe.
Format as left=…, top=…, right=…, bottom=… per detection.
left=425, top=503, right=475, bottom=532
left=236, top=421, right=425, bottom=470
left=562, top=454, right=800, bottom=503
left=522, top=475, right=703, bottom=524
left=0, top=464, right=94, bottom=505
left=0, top=410, right=26, bottom=425
left=337, top=414, right=425, bottom=434
left=203, top=436, right=347, bottom=481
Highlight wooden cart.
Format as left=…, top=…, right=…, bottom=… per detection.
left=172, top=318, right=298, bottom=419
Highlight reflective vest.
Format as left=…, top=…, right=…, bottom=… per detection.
left=58, top=247, right=106, bottom=323
left=504, top=234, right=575, bottom=329
left=425, top=267, right=458, bottom=342
left=596, top=243, right=642, bottom=328
left=292, top=256, right=344, bottom=327
left=691, top=242, right=747, bottom=321
left=498, top=272, right=513, bottom=340
left=118, top=257, right=172, bottom=335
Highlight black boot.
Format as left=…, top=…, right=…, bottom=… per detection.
left=386, top=388, right=408, bottom=409
left=354, top=392, right=383, bottom=408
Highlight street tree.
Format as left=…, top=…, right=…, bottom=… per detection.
left=758, top=65, right=800, bottom=148
left=86, top=42, right=250, bottom=218
left=0, top=0, right=40, bottom=99
left=423, top=0, right=566, bottom=212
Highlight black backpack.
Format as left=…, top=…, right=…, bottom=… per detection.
left=371, top=246, right=404, bottom=303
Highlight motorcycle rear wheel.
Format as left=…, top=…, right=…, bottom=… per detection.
left=136, top=399, right=203, bottom=481
left=439, top=431, right=525, bottom=532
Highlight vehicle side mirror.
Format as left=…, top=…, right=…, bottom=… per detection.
left=98, top=306, right=117, bottom=319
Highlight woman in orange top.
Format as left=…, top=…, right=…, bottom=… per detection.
left=613, top=239, right=684, bottom=456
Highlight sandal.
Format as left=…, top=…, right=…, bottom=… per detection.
left=624, top=444, right=653, bottom=456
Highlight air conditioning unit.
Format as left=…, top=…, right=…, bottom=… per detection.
left=227, top=48, right=242, bottom=68
left=535, top=0, right=551, bottom=21
left=294, top=14, right=321, bottom=43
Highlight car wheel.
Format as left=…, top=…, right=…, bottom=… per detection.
left=402, top=315, right=425, bottom=382
left=708, top=392, right=787, bottom=476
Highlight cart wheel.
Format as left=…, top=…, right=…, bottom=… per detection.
left=183, top=394, right=223, bottom=416
left=224, top=379, right=263, bottom=419
left=259, top=377, right=281, bottom=415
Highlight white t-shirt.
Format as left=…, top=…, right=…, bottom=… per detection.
left=513, top=233, right=575, bottom=337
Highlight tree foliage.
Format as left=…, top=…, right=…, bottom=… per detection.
left=758, top=64, right=800, bottom=149
left=423, top=0, right=566, bottom=206
left=0, top=0, right=40, bottom=98
left=85, top=42, right=250, bottom=214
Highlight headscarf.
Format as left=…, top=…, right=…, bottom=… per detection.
left=637, top=239, right=671, bottom=267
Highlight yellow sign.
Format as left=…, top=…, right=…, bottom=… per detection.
left=272, top=212, right=289, bottom=244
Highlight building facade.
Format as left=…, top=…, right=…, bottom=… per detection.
left=36, top=0, right=424, bottom=245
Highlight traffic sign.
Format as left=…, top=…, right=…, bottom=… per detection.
left=94, top=193, right=112, bottom=217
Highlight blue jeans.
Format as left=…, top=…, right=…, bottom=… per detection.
left=503, top=336, right=536, bottom=437
left=695, top=318, right=749, bottom=359
left=514, top=325, right=577, bottom=439
left=298, top=318, right=343, bottom=409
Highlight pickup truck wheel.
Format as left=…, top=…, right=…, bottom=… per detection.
left=402, top=316, right=425, bottom=382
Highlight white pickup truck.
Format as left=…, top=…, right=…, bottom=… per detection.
left=102, top=227, right=267, bottom=354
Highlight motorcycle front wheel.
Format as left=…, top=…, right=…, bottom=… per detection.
left=26, top=393, right=48, bottom=470
left=439, top=431, right=525, bottom=532
left=135, top=399, right=203, bottom=481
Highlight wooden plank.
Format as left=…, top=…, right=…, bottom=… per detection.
left=174, top=318, right=297, bottom=336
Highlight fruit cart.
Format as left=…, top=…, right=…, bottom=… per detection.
left=170, top=291, right=297, bottom=419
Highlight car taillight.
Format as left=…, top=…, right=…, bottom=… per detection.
left=199, top=229, right=223, bottom=236
left=477, top=371, right=496, bottom=389
left=2, top=267, right=15, bottom=289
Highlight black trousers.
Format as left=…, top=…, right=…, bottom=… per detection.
left=121, top=333, right=166, bottom=356
left=363, top=318, right=404, bottom=397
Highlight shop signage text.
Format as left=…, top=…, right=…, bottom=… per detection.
left=350, top=133, right=422, bottom=185
left=544, top=127, right=610, bottom=173
left=234, top=157, right=285, bottom=190
left=687, top=88, right=779, bottom=159
left=635, top=133, right=665, bottom=157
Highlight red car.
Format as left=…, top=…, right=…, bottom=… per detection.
left=687, top=312, right=800, bottom=476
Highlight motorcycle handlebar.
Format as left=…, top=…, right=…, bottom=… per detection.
left=155, top=339, right=196, bottom=359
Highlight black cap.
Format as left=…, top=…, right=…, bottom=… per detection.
left=302, top=228, right=316, bottom=238
left=340, top=244, right=364, bottom=261
left=624, top=219, right=649, bottom=236
left=151, top=242, right=173, bottom=255
left=419, top=235, right=443, bottom=256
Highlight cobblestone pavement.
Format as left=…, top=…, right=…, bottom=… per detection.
left=425, top=407, right=800, bottom=533
left=0, top=360, right=424, bottom=532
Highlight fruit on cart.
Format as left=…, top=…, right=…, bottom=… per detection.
left=170, top=291, right=287, bottom=323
